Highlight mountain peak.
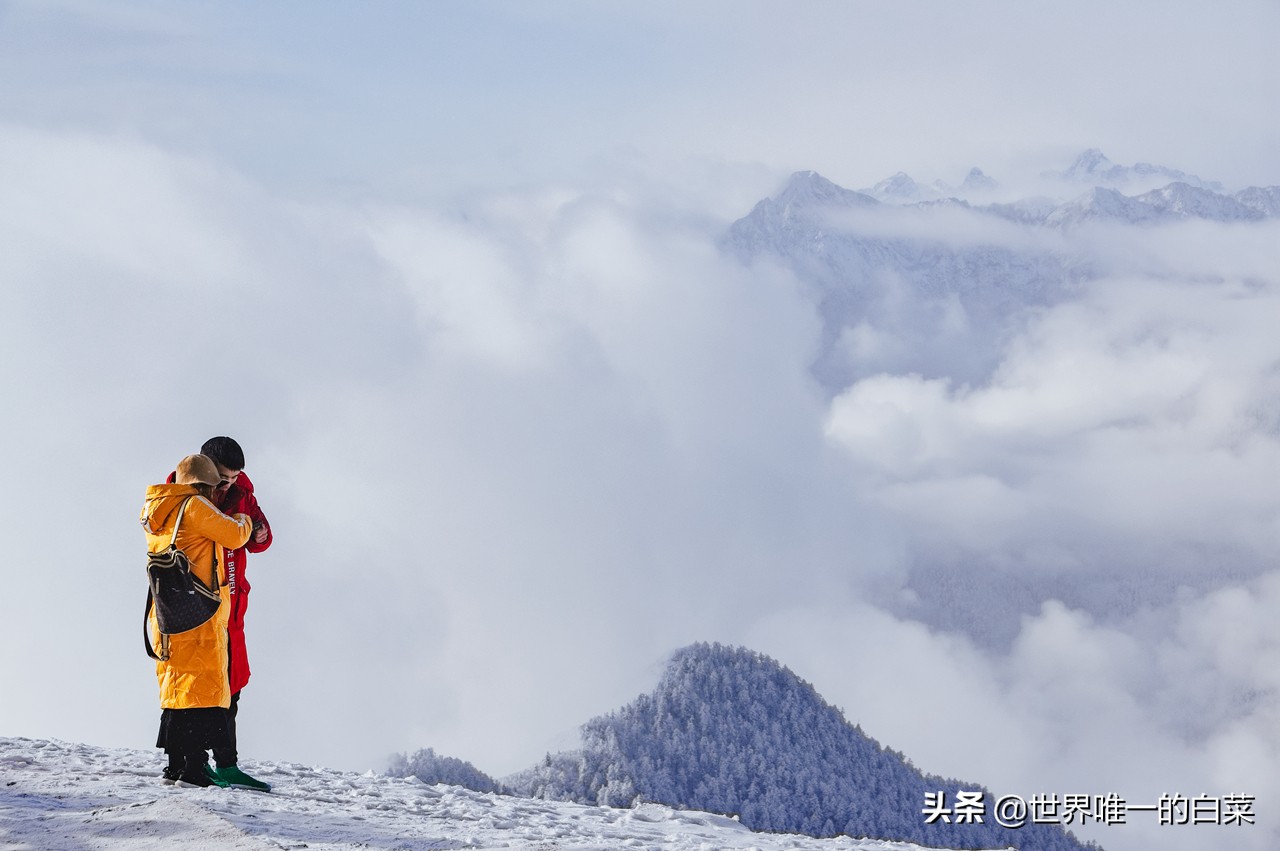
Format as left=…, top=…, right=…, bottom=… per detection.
left=1050, top=148, right=1218, bottom=193
left=960, top=167, right=999, bottom=193
left=776, top=170, right=877, bottom=209
left=1063, top=148, right=1116, bottom=179
left=723, top=171, right=878, bottom=254
left=872, top=171, right=922, bottom=197
left=509, top=643, right=1094, bottom=850
left=866, top=171, right=943, bottom=203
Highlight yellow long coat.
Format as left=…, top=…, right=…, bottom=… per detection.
left=141, top=484, right=254, bottom=710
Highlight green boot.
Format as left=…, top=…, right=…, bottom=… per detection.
left=197, top=762, right=230, bottom=788
left=215, top=764, right=272, bottom=792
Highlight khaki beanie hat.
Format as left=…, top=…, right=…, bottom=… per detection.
left=175, top=454, right=221, bottom=486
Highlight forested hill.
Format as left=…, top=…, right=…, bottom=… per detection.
left=506, top=643, right=1098, bottom=850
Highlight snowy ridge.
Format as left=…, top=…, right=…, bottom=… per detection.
left=1045, top=181, right=1267, bottom=226
left=0, top=736, right=964, bottom=851
left=1044, top=148, right=1220, bottom=192
left=851, top=150, right=1267, bottom=217
left=862, top=169, right=997, bottom=204
left=724, top=159, right=1278, bottom=391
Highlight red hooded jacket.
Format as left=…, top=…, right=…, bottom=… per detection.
left=216, top=472, right=272, bottom=694
left=165, top=470, right=272, bottom=694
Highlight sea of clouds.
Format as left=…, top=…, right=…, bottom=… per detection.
left=1, top=123, right=1276, bottom=851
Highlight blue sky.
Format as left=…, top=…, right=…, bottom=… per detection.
left=2, top=5, right=1279, bottom=851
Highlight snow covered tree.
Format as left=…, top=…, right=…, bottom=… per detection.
left=387, top=747, right=505, bottom=794
left=506, top=642, right=1098, bottom=851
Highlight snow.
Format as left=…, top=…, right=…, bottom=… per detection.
left=0, top=737, right=958, bottom=851
left=1048, top=149, right=1216, bottom=193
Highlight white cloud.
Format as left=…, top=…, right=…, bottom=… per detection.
left=825, top=261, right=1280, bottom=583
left=1, top=125, right=893, bottom=781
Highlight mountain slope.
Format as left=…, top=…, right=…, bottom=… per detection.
left=507, top=643, right=1098, bottom=850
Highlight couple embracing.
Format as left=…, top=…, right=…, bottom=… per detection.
left=140, top=436, right=274, bottom=790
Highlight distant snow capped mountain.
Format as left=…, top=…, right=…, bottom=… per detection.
left=507, top=643, right=1096, bottom=851
left=727, top=171, right=879, bottom=256
left=724, top=158, right=1279, bottom=649
left=1038, top=181, right=1269, bottom=227
left=1042, top=186, right=1170, bottom=227
left=864, top=171, right=941, bottom=203
left=862, top=168, right=998, bottom=204
left=959, top=167, right=998, bottom=194
left=1047, top=148, right=1220, bottom=192
left=778, top=169, right=880, bottom=211
left=724, top=163, right=1277, bottom=390
left=1057, top=148, right=1122, bottom=181
left=1136, top=182, right=1264, bottom=222
left=1236, top=185, right=1280, bottom=216
left=724, top=170, right=1078, bottom=389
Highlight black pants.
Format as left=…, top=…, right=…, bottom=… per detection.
left=157, top=706, right=231, bottom=772
left=212, top=691, right=241, bottom=769
left=156, top=693, right=240, bottom=770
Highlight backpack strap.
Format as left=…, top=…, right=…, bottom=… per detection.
left=168, top=496, right=193, bottom=547
left=168, top=495, right=219, bottom=593
left=143, top=591, right=161, bottom=660
left=142, top=591, right=170, bottom=661
left=143, top=496, right=196, bottom=660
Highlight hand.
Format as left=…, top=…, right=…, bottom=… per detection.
left=253, top=521, right=269, bottom=544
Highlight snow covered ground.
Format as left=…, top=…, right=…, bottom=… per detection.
left=0, top=737, right=952, bottom=851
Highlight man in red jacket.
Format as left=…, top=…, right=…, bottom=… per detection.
left=200, top=436, right=274, bottom=792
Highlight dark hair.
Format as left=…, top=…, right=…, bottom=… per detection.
left=201, top=436, right=245, bottom=470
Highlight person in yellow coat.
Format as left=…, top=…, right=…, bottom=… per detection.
left=141, top=454, right=254, bottom=788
